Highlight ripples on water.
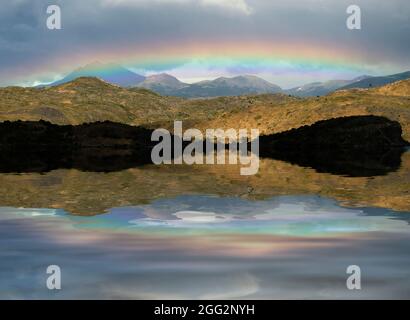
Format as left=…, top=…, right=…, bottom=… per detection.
left=0, top=151, right=409, bottom=299
left=1, top=194, right=410, bottom=299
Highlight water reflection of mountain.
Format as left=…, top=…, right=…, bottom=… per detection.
left=0, top=143, right=406, bottom=176
left=359, top=206, right=410, bottom=224
left=0, top=115, right=409, bottom=215
left=0, top=115, right=408, bottom=176
left=0, top=150, right=409, bottom=215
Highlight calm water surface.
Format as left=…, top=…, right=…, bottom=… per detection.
left=1, top=194, right=410, bottom=299
left=1, top=152, right=410, bottom=299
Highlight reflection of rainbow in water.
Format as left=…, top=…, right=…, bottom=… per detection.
left=1, top=194, right=410, bottom=299
left=3, top=195, right=409, bottom=238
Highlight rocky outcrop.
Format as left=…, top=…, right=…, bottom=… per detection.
left=0, top=120, right=156, bottom=172
left=259, top=115, right=409, bottom=176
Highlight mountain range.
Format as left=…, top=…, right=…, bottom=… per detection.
left=49, top=62, right=145, bottom=87
left=337, top=71, right=410, bottom=90
left=3, top=75, right=409, bottom=141
left=45, top=63, right=410, bottom=98
left=149, top=74, right=282, bottom=98
left=284, top=76, right=371, bottom=97
left=138, top=73, right=188, bottom=96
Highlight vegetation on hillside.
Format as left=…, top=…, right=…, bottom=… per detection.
left=1, top=77, right=409, bottom=141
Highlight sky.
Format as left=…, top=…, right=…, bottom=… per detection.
left=0, top=0, right=409, bottom=88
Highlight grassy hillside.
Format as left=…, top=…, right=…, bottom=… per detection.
left=193, top=80, right=410, bottom=141
left=0, top=77, right=286, bottom=127
left=0, top=78, right=409, bottom=215
left=1, top=77, right=409, bottom=141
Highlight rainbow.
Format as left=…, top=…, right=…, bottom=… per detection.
left=19, top=39, right=385, bottom=86
left=69, top=40, right=366, bottom=70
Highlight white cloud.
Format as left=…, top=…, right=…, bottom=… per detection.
left=200, top=0, right=252, bottom=14
left=101, top=0, right=253, bottom=15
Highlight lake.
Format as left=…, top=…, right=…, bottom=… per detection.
left=0, top=151, right=409, bottom=299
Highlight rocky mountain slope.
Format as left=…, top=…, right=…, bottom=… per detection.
left=284, top=76, right=370, bottom=97
left=137, top=74, right=283, bottom=97
left=1, top=77, right=410, bottom=141
left=172, top=75, right=282, bottom=98
left=49, top=62, right=146, bottom=87
left=137, top=73, right=189, bottom=96
left=339, top=70, right=410, bottom=90
left=45, top=63, right=410, bottom=97
left=194, top=79, right=410, bottom=141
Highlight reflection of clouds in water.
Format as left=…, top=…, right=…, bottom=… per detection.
left=198, top=273, right=259, bottom=300
left=129, top=210, right=234, bottom=227
left=122, top=196, right=410, bottom=236
left=174, top=211, right=233, bottom=223
left=4, top=195, right=410, bottom=237
left=103, top=273, right=259, bottom=300
left=1, top=195, right=410, bottom=299
left=135, top=195, right=363, bottom=222
left=0, top=207, right=59, bottom=218
left=1, top=210, right=410, bottom=299
left=2, top=195, right=410, bottom=237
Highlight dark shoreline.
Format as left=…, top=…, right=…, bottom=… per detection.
left=0, top=115, right=408, bottom=176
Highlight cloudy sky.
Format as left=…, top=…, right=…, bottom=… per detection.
left=0, top=0, right=409, bottom=88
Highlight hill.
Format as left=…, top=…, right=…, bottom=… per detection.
left=46, top=64, right=283, bottom=97
left=1, top=77, right=410, bottom=141
left=338, top=70, right=410, bottom=90
left=0, top=77, right=291, bottom=127
left=137, top=73, right=189, bottom=96
left=44, top=63, right=410, bottom=97
left=284, top=76, right=370, bottom=97
left=171, top=75, right=282, bottom=98
left=193, top=79, right=410, bottom=141
left=48, top=62, right=146, bottom=87
left=373, top=79, right=410, bottom=96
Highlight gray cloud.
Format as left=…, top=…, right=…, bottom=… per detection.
left=0, top=0, right=409, bottom=86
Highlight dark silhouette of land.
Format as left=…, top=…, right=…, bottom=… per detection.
left=0, top=115, right=408, bottom=176
left=258, top=115, right=409, bottom=176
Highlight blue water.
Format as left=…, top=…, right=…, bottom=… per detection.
left=1, top=195, right=410, bottom=299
